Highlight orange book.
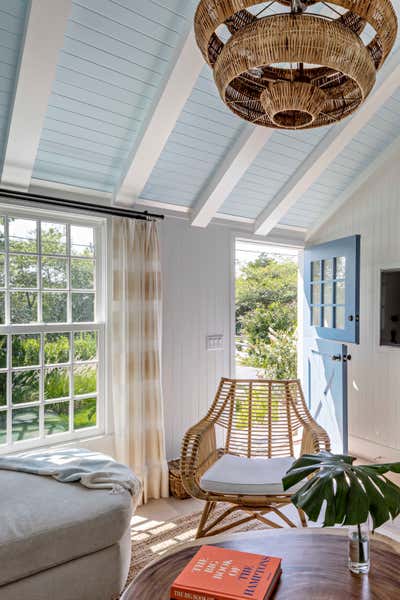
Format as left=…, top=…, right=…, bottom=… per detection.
left=170, top=545, right=282, bottom=600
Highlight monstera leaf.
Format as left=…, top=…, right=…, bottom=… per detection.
left=282, top=452, right=400, bottom=529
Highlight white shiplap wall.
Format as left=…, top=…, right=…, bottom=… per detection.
left=308, top=149, right=400, bottom=461
left=160, top=218, right=232, bottom=458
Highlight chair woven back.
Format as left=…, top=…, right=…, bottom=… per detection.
left=207, top=378, right=319, bottom=458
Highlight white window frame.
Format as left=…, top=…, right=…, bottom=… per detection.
left=0, top=202, right=107, bottom=454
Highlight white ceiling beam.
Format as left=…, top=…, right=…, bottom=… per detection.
left=191, top=126, right=273, bottom=228
left=306, top=133, right=400, bottom=241
left=254, top=50, right=400, bottom=236
left=1, top=0, right=71, bottom=191
left=116, top=28, right=204, bottom=205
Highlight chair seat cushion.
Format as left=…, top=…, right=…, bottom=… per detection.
left=0, top=470, right=133, bottom=587
left=200, top=454, right=303, bottom=496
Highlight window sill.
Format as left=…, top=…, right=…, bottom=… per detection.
left=0, top=427, right=112, bottom=456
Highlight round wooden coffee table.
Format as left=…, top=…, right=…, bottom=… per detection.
left=122, top=528, right=400, bottom=599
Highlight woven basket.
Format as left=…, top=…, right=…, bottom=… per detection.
left=168, top=458, right=190, bottom=499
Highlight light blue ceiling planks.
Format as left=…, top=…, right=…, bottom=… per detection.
left=219, top=127, right=327, bottom=219
left=281, top=87, right=400, bottom=228
left=0, top=0, right=30, bottom=171
left=32, top=0, right=197, bottom=192
left=141, top=66, right=246, bottom=207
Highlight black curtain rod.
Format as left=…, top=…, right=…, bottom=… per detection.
left=0, top=188, right=165, bottom=221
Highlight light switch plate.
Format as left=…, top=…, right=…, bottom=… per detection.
left=206, top=335, right=224, bottom=351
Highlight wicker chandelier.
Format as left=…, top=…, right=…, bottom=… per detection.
left=194, top=1, right=398, bottom=130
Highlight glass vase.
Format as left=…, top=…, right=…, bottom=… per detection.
left=348, top=523, right=370, bottom=574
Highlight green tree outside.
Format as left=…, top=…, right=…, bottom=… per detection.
left=236, top=253, right=298, bottom=380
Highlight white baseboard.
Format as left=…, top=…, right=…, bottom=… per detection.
left=349, top=435, right=400, bottom=462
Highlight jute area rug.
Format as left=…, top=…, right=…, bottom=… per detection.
left=125, top=504, right=266, bottom=589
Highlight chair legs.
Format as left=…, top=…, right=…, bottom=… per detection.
left=196, top=501, right=216, bottom=539
left=298, top=507, right=308, bottom=527
left=196, top=501, right=307, bottom=539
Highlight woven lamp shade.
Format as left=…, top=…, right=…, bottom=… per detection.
left=194, top=0, right=398, bottom=130
left=261, top=81, right=326, bottom=128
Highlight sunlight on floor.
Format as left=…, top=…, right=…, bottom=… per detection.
left=131, top=501, right=201, bottom=560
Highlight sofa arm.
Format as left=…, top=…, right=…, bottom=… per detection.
left=181, top=419, right=219, bottom=500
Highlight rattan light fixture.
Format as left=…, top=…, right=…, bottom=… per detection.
left=194, top=1, right=398, bottom=130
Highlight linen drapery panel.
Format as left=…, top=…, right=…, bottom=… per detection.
left=112, top=218, right=168, bottom=504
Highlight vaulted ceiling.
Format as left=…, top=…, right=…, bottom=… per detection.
left=1, top=0, right=400, bottom=244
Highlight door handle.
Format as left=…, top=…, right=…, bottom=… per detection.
left=332, top=354, right=352, bottom=362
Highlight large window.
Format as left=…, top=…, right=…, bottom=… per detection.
left=0, top=210, right=105, bottom=450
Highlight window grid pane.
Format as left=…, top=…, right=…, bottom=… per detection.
left=312, top=256, right=348, bottom=330
left=0, top=214, right=102, bottom=449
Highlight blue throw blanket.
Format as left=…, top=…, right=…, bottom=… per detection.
left=0, top=447, right=142, bottom=499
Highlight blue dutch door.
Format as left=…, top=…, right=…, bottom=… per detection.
left=303, top=235, right=361, bottom=454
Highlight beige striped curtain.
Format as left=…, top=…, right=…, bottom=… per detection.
left=112, top=218, right=169, bottom=503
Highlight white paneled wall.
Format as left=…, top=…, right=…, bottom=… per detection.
left=160, top=218, right=232, bottom=459
left=309, top=150, right=400, bottom=461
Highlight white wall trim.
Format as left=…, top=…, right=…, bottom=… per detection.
left=116, top=28, right=204, bottom=205
left=191, top=127, right=273, bottom=228
left=306, top=134, right=400, bottom=241
left=1, top=0, right=71, bottom=191
left=254, top=49, right=400, bottom=236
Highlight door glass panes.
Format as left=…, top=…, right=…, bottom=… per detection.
left=311, top=261, right=321, bottom=281
left=312, top=284, right=321, bottom=305
left=336, top=306, right=345, bottom=330
left=312, top=306, right=321, bottom=327
left=324, top=306, right=333, bottom=328
left=310, top=261, right=322, bottom=326
left=336, top=257, right=346, bottom=279
left=310, top=256, right=347, bottom=330
left=324, top=282, right=333, bottom=305
left=324, top=259, right=334, bottom=280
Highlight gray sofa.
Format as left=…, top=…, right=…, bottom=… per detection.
left=0, top=470, right=133, bottom=599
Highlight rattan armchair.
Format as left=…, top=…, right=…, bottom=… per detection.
left=181, top=378, right=330, bottom=538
